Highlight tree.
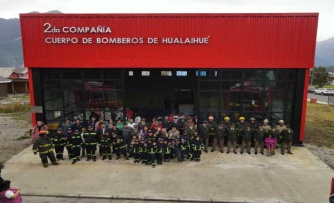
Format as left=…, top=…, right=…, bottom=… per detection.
left=311, top=67, right=330, bottom=88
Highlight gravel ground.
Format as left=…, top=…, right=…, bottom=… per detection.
left=305, top=144, right=334, bottom=169
left=0, top=112, right=31, bottom=163
left=0, top=95, right=32, bottom=163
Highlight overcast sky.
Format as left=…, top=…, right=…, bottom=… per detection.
left=0, top=0, right=332, bottom=41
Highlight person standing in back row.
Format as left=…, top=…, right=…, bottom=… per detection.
left=198, top=120, right=209, bottom=153
left=280, top=125, right=293, bottom=155
left=226, top=123, right=237, bottom=154
left=240, top=124, right=253, bottom=154
left=254, top=123, right=265, bottom=155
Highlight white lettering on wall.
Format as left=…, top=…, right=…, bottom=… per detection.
left=43, top=23, right=210, bottom=45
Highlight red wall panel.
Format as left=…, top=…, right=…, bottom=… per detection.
left=20, top=13, right=318, bottom=68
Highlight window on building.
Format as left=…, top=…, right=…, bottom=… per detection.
left=141, top=71, right=150, bottom=76
left=128, top=71, right=134, bottom=76
left=196, top=71, right=207, bottom=76
left=176, top=71, right=187, bottom=76
left=161, top=71, right=172, bottom=76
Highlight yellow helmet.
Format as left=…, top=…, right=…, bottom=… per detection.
left=239, top=117, right=245, bottom=121
left=224, top=116, right=230, bottom=121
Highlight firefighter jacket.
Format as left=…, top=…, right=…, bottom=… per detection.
left=281, top=129, right=294, bottom=142
left=33, top=136, right=54, bottom=155
left=180, top=140, right=188, bottom=151
left=255, top=129, right=266, bottom=142
left=156, top=143, right=164, bottom=154
left=226, top=127, right=238, bottom=142
left=236, top=122, right=247, bottom=136
left=83, top=130, right=97, bottom=144
left=242, top=129, right=253, bottom=143
left=198, top=124, right=209, bottom=139
left=113, top=135, right=126, bottom=149
left=69, top=133, right=82, bottom=147
left=147, top=143, right=157, bottom=154
left=164, top=144, right=173, bottom=155
left=65, top=133, right=73, bottom=147
left=191, top=140, right=204, bottom=151
left=184, top=125, right=197, bottom=137
left=131, top=143, right=140, bottom=154
left=138, top=142, right=147, bottom=153
left=207, top=121, right=217, bottom=136
left=99, top=134, right=112, bottom=147
left=51, top=132, right=66, bottom=147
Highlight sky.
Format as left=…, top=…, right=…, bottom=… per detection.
left=0, top=0, right=333, bottom=41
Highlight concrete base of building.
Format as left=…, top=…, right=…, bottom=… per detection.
left=2, top=146, right=333, bottom=202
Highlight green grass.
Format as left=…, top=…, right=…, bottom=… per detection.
left=14, top=134, right=31, bottom=141
left=0, top=103, right=31, bottom=113
left=305, top=103, right=334, bottom=148
left=323, top=85, right=334, bottom=88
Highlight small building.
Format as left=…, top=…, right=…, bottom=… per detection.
left=0, top=76, right=12, bottom=97
left=0, top=67, right=29, bottom=94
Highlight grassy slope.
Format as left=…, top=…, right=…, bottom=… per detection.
left=304, top=103, right=334, bottom=148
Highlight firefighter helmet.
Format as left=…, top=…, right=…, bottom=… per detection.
left=39, top=130, right=46, bottom=135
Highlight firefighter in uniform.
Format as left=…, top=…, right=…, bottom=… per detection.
left=254, top=123, right=265, bottom=155
left=263, top=119, right=272, bottom=139
left=222, top=116, right=231, bottom=146
left=99, top=131, right=112, bottom=160
left=112, top=133, right=129, bottom=160
left=207, top=116, right=218, bottom=152
left=132, top=139, right=140, bottom=163
left=32, top=130, right=59, bottom=168
left=65, top=128, right=73, bottom=159
left=240, top=124, right=253, bottom=154
left=83, top=126, right=98, bottom=162
left=236, top=116, right=247, bottom=146
left=69, top=129, right=82, bottom=164
left=156, top=138, right=164, bottom=165
left=280, top=125, right=293, bottom=155
left=276, top=120, right=286, bottom=148
left=146, top=139, right=157, bottom=168
left=139, top=138, right=147, bottom=164
left=191, top=135, right=203, bottom=162
left=198, top=120, right=209, bottom=153
left=50, top=128, right=66, bottom=160
left=213, top=121, right=225, bottom=153
left=226, top=123, right=238, bottom=154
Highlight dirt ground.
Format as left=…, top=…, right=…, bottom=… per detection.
left=0, top=95, right=32, bottom=163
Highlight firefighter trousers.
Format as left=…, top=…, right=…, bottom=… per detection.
left=55, top=146, right=64, bottom=159
left=40, top=151, right=57, bottom=165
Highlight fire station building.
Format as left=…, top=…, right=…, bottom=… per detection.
left=20, top=13, right=318, bottom=143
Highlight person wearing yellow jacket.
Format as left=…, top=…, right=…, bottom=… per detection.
left=32, top=130, right=59, bottom=168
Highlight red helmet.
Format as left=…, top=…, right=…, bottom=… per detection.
left=39, top=130, right=46, bottom=135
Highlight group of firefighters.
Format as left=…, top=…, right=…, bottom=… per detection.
left=31, top=114, right=294, bottom=168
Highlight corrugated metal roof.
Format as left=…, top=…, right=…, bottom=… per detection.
left=0, top=76, right=12, bottom=83
left=0, top=68, right=14, bottom=78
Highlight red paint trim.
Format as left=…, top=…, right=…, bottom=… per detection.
left=299, top=68, right=310, bottom=142
left=28, top=68, right=36, bottom=127
left=19, top=13, right=319, bottom=18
